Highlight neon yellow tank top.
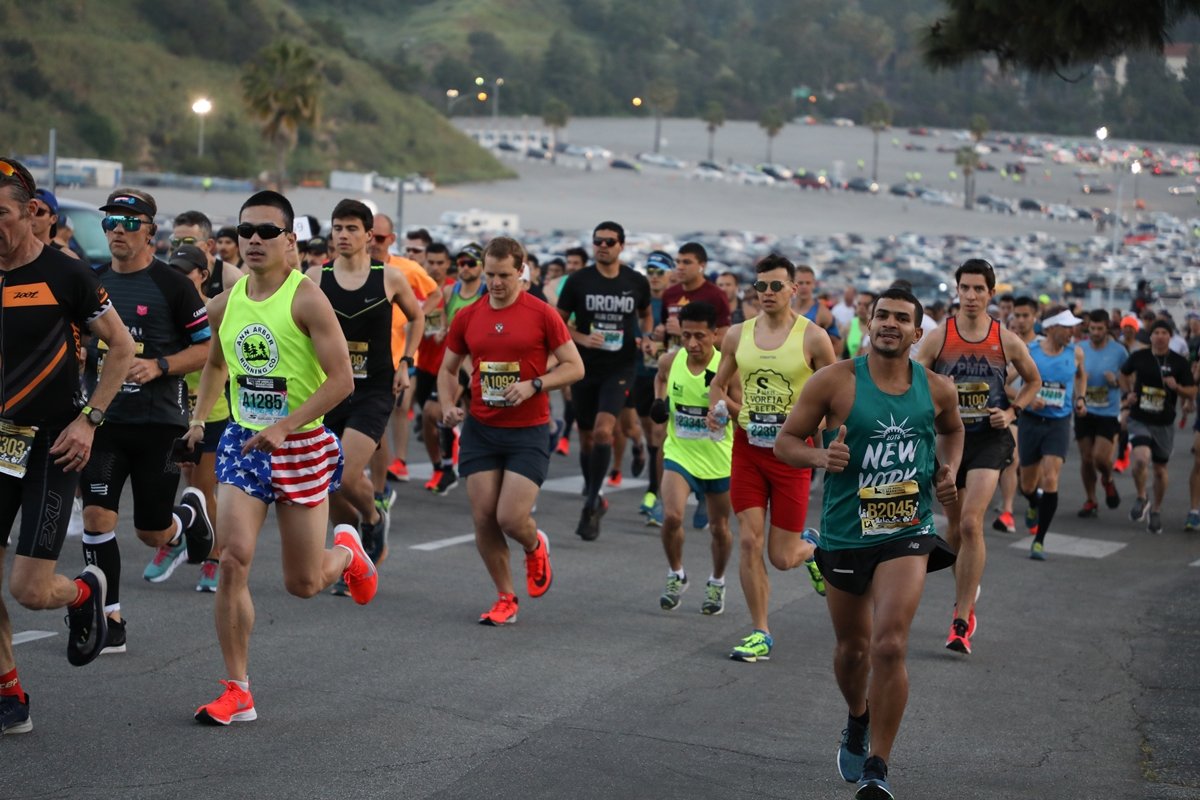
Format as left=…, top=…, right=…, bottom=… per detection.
left=736, top=314, right=813, bottom=447
left=664, top=348, right=732, bottom=479
left=184, top=369, right=230, bottom=423
left=220, top=271, right=327, bottom=432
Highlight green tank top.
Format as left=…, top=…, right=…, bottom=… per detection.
left=820, top=356, right=937, bottom=550
left=847, top=316, right=864, bottom=357
left=445, top=282, right=484, bottom=326
left=185, top=369, right=230, bottom=423
left=736, top=314, right=813, bottom=447
left=664, top=349, right=732, bottom=479
left=220, top=271, right=326, bottom=432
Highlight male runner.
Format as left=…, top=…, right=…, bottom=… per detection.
left=652, top=301, right=734, bottom=614
left=557, top=221, right=652, bottom=540
left=708, top=254, right=835, bottom=662
left=842, top=290, right=875, bottom=358
left=411, top=243, right=456, bottom=488
left=1021, top=308, right=1086, bottom=559
left=547, top=246, right=590, bottom=455
left=185, top=190, right=375, bottom=725
left=775, top=287, right=962, bottom=800
left=916, top=259, right=1040, bottom=654
left=169, top=210, right=244, bottom=296
left=214, top=227, right=242, bottom=270
left=438, top=237, right=582, bottom=624
left=636, top=251, right=672, bottom=525
left=308, top=200, right=422, bottom=569
left=716, top=271, right=745, bottom=325
left=992, top=296, right=1040, bottom=533
left=81, top=189, right=216, bottom=654
left=1076, top=309, right=1126, bottom=518
left=793, top=264, right=841, bottom=355
left=0, top=159, right=135, bottom=734
left=1120, top=319, right=1196, bottom=534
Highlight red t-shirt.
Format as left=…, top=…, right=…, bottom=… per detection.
left=661, top=280, right=732, bottom=328
left=415, top=290, right=448, bottom=375
left=444, top=291, right=571, bottom=427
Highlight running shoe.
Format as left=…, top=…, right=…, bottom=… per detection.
left=65, top=565, right=108, bottom=667
left=945, top=617, right=971, bottom=655
left=730, top=630, right=772, bottom=662
left=991, top=511, right=1015, bottom=534
left=432, top=466, right=459, bottom=495
left=953, top=603, right=978, bottom=639
left=855, top=756, right=893, bottom=800
left=101, top=618, right=127, bottom=655
left=479, top=593, right=519, bottom=625
left=802, top=529, right=826, bottom=597
left=387, top=458, right=409, bottom=482
left=701, top=580, right=725, bottom=615
left=1024, top=503, right=1039, bottom=535
left=576, top=497, right=608, bottom=541
left=375, top=487, right=396, bottom=515
left=1030, top=541, right=1046, bottom=560
left=143, top=538, right=188, bottom=583
left=1103, top=478, right=1120, bottom=509
left=838, top=716, right=871, bottom=782
left=1148, top=511, right=1164, bottom=535
left=194, top=680, right=256, bottom=725
left=1077, top=500, right=1099, bottom=518
left=555, top=436, right=570, bottom=456
left=1129, top=496, right=1149, bottom=523
left=180, top=486, right=215, bottom=564
left=0, top=693, right=31, bottom=735
left=1113, top=445, right=1130, bottom=473
left=631, top=445, right=646, bottom=478
left=607, top=469, right=623, bottom=488
left=660, top=573, right=688, bottom=611
left=66, top=496, right=84, bottom=537
left=692, top=501, right=709, bottom=531
left=334, top=526, right=378, bottom=605
left=644, top=497, right=663, bottom=527
left=196, top=560, right=219, bottom=593
left=425, top=469, right=443, bottom=491
left=525, top=531, right=552, bottom=598
left=548, top=418, right=564, bottom=453
left=1186, top=510, right=1200, bottom=531
left=639, top=491, right=657, bottom=517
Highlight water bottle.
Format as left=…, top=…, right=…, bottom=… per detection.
left=712, top=400, right=729, bottom=441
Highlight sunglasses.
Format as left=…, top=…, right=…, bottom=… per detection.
left=102, top=215, right=150, bottom=233
left=170, top=236, right=198, bottom=248
left=753, top=280, right=789, bottom=293
left=373, top=234, right=392, bottom=244
left=592, top=237, right=619, bottom=248
left=457, top=258, right=479, bottom=268
left=405, top=246, right=426, bottom=254
left=237, top=222, right=290, bottom=240
left=646, top=267, right=665, bottom=276
left=33, top=204, right=53, bottom=218
left=0, top=160, right=34, bottom=196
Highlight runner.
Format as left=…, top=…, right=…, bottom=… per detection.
left=775, top=286, right=962, bottom=800
left=169, top=210, right=244, bottom=296
left=437, top=236, right=582, bottom=624
left=1020, top=308, right=1086, bottom=560
left=81, top=189, right=216, bottom=655
left=1075, top=309, right=1126, bottom=520
left=0, top=158, right=136, bottom=735
left=185, top=190, right=375, bottom=725
left=214, top=226, right=243, bottom=271
left=916, top=259, right=1040, bottom=655
left=1119, top=319, right=1196, bottom=534
left=708, top=254, right=835, bottom=663
left=652, top=301, right=735, bottom=614
left=556, top=221, right=653, bottom=541
left=308, top=199, right=422, bottom=571
left=636, top=251, right=672, bottom=525
left=411, top=243, right=455, bottom=488
left=793, top=264, right=841, bottom=355
left=992, top=296, right=1040, bottom=534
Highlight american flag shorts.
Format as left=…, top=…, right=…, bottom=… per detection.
left=216, top=423, right=344, bottom=507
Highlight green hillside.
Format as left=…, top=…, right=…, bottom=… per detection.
left=0, top=0, right=512, bottom=183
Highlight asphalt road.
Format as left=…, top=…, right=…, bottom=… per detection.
left=5, top=411, right=1200, bottom=800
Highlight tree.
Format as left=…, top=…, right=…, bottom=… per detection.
left=701, top=100, right=725, bottom=162
left=955, top=112, right=988, bottom=210
left=646, top=78, right=678, bottom=154
left=862, top=100, right=892, bottom=183
left=241, top=41, right=322, bottom=188
left=542, top=97, right=570, bottom=163
left=758, top=105, right=785, bottom=163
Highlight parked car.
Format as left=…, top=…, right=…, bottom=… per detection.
left=844, top=177, right=879, bottom=194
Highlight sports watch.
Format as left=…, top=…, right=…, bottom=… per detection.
left=157, top=357, right=170, bottom=375
left=532, top=378, right=544, bottom=394
left=81, top=406, right=106, bottom=426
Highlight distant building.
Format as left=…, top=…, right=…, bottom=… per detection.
left=1112, top=44, right=1194, bottom=87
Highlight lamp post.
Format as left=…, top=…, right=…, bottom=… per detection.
left=475, top=76, right=504, bottom=121
left=445, top=88, right=461, bottom=114
left=192, top=98, right=212, bottom=158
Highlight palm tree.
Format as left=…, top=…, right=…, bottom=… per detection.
left=241, top=41, right=322, bottom=188
left=863, top=100, right=892, bottom=183
left=701, top=100, right=725, bottom=162
left=542, top=97, right=570, bottom=163
left=758, top=106, right=785, bottom=163
left=959, top=113, right=989, bottom=209
left=646, top=78, right=678, bottom=154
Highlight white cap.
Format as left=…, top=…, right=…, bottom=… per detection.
left=1043, top=309, right=1083, bottom=328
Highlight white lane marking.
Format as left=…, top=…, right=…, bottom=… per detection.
left=540, top=475, right=648, bottom=495
left=13, top=630, right=56, bottom=646
left=410, top=534, right=476, bottom=551
left=1190, top=558, right=1200, bottom=567
left=1009, top=534, right=1126, bottom=559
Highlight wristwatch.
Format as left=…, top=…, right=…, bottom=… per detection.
left=81, top=405, right=106, bottom=426
left=156, top=356, right=170, bottom=375
left=401, top=355, right=415, bottom=367
left=532, top=378, right=544, bottom=394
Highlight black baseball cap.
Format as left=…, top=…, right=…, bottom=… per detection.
left=100, top=190, right=157, bottom=219
left=216, top=226, right=238, bottom=241
left=168, top=244, right=208, bottom=274
left=305, top=236, right=328, bottom=254
left=456, top=243, right=484, bottom=263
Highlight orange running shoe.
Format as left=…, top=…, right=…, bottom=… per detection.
left=479, top=593, right=519, bottom=625
left=555, top=437, right=570, bottom=456
left=194, top=680, right=256, bottom=725
left=387, top=458, right=409, bottom=482
left=334, top=525, right=378, bottom=605
left=607, top=469, right=623, bottom=487
left=424, top=469, right=443, bottom=491
left=451, top=429, right=460, bottom=466
left=525, top=531, right=553, bottom=598
left=945, top=617, right=972, bottom=655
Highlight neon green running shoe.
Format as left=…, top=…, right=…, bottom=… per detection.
left=802, top=529, right=826, bottom=596
left=730, top=630, right=773, bottom=662
left=660, top=573, right=688, bottom=611
left=639, top=491, right=657, bottom=517
left=701, top=581, right=725, bottom=615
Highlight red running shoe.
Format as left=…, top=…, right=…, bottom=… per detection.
left=525, top=531, right=552, bottom=598
left=991, top=511, right=1015, bottom=534
left=424, top=469, right=443, bottom=491
left=479, top=593, right=519, bottom=625
left=945, top=617, right=972, bottom=654
left=387, top=458, right=409, bottom=482
left=1103, top=478, right=1120, bottom=509
left=334, top=525, right=378, bottom=605
left=555, top=437, right=570, bottom=456
left=194, top=680, right=256, bottom=725
left=607, top=469, right=623, bottom=487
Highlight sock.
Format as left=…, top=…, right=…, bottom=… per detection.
left=1023, top=489, right=1041, bottom=509
left=579, top=449, right=591, bottom=497
left=586, top=444, right=612, bottom=507
left=438, top=425, right=455, bottom=461
left=647, top=445, right=660, bottom=494
left=563, top=403, right=576, bottom=438
left=1034, top=491, right=1058, bottom=545
left=849, top=707, right=870, bottom=728
left=230, top=678, right=249, bottom=691
left=70, top=577, right=92, bottom=608
left=82, top=530, right=120, bottom=612
left=441, top=458, right=454, bottom=469
left=1, top=668, right=25, bottom=704
left=668, top=568, right=686, bottom=580
left=708, top=574, right=725, bottom=586
left=168, top=515, right=184, bottom=546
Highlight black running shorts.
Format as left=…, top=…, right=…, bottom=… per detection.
left=815, top=535, right=957, bottom=597
left=0, top=425, right=79, bottom=560
left=955, top=426, right=1014, bottom=488
left=1073, top=413, right=1120, bottom=442
left=80, top=422, right=183, bottom=531
left=458, top=415, right=552, bottom=487
left=325, top=388, right=395, bottom=445
left=571, top=366, right=634, bottom=430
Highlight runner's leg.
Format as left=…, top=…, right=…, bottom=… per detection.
left=213, top=486, right=268, bottom=681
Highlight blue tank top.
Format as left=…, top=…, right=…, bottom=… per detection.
left=802, top=301, right=839, bottom=339
left=1028, top=339, right=1075, bottom=419
left=1082, top=339, right=1127, bottom=417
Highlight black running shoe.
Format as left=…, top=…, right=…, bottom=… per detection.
left=576, top=498, right=608, bottom=541
left=361, top=517, right=385, bottom=564
left=65, top=566, right=108, bottom=666
left=855, top=756, right=893, bottom=799
left=433, top=466, right=459, bottom=495
left=101, top=618, right=127, bottom=655
left=0, top=693, right=31, bottom=735
left=631, top=445, right=646, bottom=478
left=180, top=487, right=214, bottom=564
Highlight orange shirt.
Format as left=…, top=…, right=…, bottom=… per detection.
left=386, top=255, right=438, bottom=369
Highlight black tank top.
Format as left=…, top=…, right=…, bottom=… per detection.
left=321, top=262, right=393, bottom=389
left=204, top=258, right=226, bottom=298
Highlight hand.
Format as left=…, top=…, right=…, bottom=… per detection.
left=442, top=404, right=465, bottom=426
left=641, top=337, right=658, bottom=357
left=988, top=406, right=1012, bottom=428
left=1028, top=396, right=1046, bottom=412
left=127, top=357, right=163, bottom=385
left=1075, top=399, right=1088, bottom=417
left=1165, top=376, right=1180, bottom=392
left=586, top=332, right=605, bottom=349
left=503, top=380, right=536, bottom=406
left=1104, top=370, right=1116, bottom=385
left=824, top=425, right=850, bottom=473
left=934, top=464, right=957, bottom=506
left=240, top=422, right=290, bottom=456
left=50, top=417, right=96, bottom=471
left=183, top=424, right=206, bottom=449
left=393, top=366, right=412, bottom=396
left=665, top=317, right=681, bottom=337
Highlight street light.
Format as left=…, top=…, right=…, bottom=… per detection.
left=192, top=98, right=212, bottom=158
left=1131, top=159, right=1142, bottom=205
left=475, top=76, right=504, bottom=120
left=445, top=88, right=461, bottom=114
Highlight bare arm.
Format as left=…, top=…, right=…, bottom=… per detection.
left=1073, top=347, right=1087, bottom=414
left=913, top=323, right=946, bottom=368
left=387, top=268, right=423, bottom=358
left=1003, top=329, right=1043, bottom=412
left=774, top=362, right=850, bottom=470
left=805, top=322, right=838, bottom=371
left=438, top=349, right=466, bottom=425
left=708, top=324, right=742, bottom=413
left=930, top=372, right=964, bottom=476
left=187, top=293, right=231, bottom=427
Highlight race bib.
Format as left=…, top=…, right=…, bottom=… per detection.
left=594, top=322, right=624, bottom=352
left=0, top=419, right=36, bottom=479
left=859, top=480, right=921, bottom=536
left=480, top=361, right=520, bottom=407
left=672, top=403, right=711, bottom=440
left=348, top=341, right=369, bottom=380
left=747, top=410, right=785, bottom=448
left=97, top=339, right=146, bottom=394
left=1085, top=385, right=1110, bottom=408
left=236, top=375, right=288, bottom=426
left=955, top=381, right=991, bottom=421
left=424, top=309, right=445, bottom=338
left=1139, top=385, right=1166, bottom=414
left=1039, top=381, right=1066, bottom=409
